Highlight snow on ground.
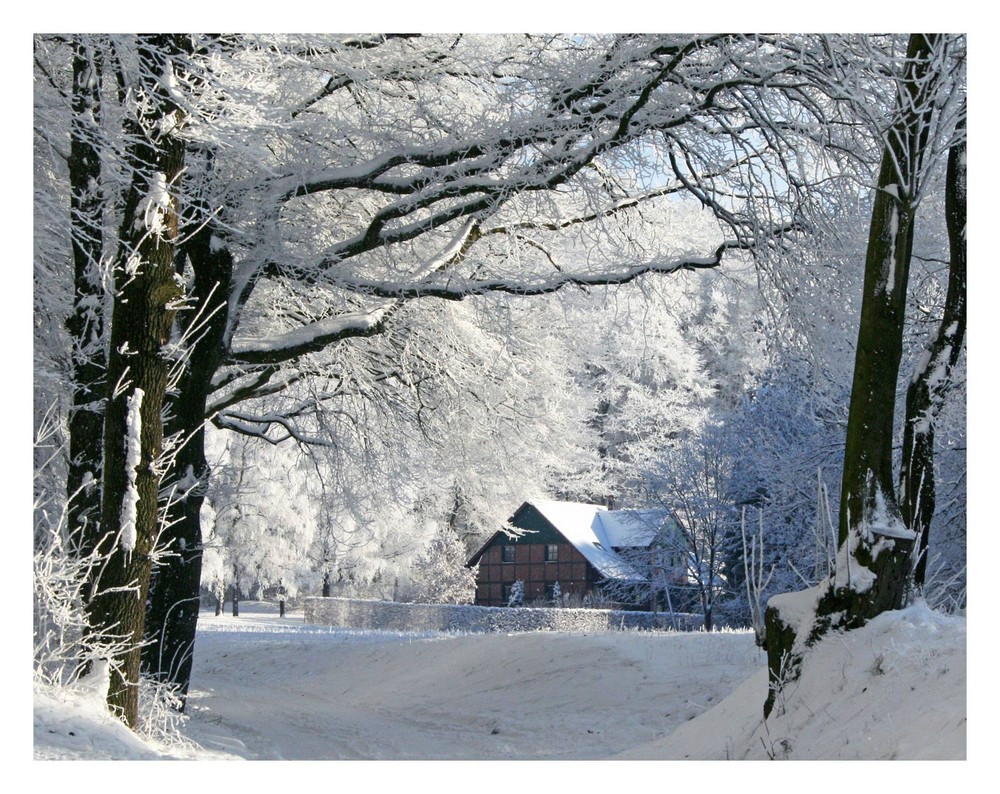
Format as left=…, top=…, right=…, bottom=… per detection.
left=619, top=600, right=966, bottom=760
left=33, top=600, right=967, bottom=771
left=184, top=605, right=761, bottom=760
left=33, top=668, right=167, bottom=761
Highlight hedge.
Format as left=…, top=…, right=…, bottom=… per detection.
left=304, top=596, right=703, bottom=633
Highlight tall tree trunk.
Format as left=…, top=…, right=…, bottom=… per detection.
left=66, top=36, right=106, bottom=556
left=899, top=111, right=967, bottom=587
left=764, top=34, right=949, bottom=717
left=142, top=210, right=232, bottom=705
left=84, top=36, right=189, bottom=728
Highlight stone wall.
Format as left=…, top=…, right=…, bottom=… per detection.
left=303, top=596, right=702, bottom=633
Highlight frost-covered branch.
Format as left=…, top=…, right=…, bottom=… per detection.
left=228, top=303, right=398, bottom=366
left=330, top=234, right=795, bottom=301
left=213, top=411, right=336, bottom=446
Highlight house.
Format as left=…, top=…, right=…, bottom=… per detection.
left=466, top=499, right=683, bottom=608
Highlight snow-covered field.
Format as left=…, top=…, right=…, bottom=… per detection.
left=33, top=600, right=967, bottom=770
left=185, top=608, right=761, bottom=760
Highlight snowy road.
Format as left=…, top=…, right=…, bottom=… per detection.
left=183, top=605, right=764, bottom=760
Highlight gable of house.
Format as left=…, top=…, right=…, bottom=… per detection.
left=468, top=502, right=596, bottom=606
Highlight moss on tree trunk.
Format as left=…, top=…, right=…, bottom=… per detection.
left=142, top=221, right=232, bottom=705
left=763, top=34, right=954, bottom=716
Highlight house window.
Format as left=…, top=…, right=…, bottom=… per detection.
left=545, top=544, right=559, bottom=562
left=502, top=545, right=515, bottom=563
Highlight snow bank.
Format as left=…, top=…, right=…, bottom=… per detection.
left=305, top=595, right=702, bottom=633
left=619, top=601, right=966, bottom=760
left=33, top=664, right=167, bottom=760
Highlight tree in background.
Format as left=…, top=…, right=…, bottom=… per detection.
left=200, top=434, right=315, bottom=617
left=406, top=525, right=478, bottom=605
left=645, top=424, right=739, bottom=630
left=721, top=364, right=850, bottom=615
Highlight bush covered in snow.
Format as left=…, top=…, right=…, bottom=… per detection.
left=507, top=579, right=525, bottom=607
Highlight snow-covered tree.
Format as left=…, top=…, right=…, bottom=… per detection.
left=764, top=34, right=966, bottom=716
left=201, top=432, right=316, bottom=614
left=720, top=363, right=850, bottom=612
left=644, top=423, right=740, bottom=630
left=406, top=525, right=478, bottom=605
left=74, top=35, right=195, bottom=728
left=198, top=500, right=227, bottom=615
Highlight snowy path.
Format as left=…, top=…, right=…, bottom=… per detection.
left=184, top=606, right=764, bottom=760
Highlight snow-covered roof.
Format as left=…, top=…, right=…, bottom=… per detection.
left=596, top=509, right=669, bottom=548
left=528, top=500, right=656, bottom=584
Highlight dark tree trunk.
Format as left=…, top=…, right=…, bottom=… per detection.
left=322, top=572, right=332, bottom=598
left=141, top=209, right=232, bottom=705
left=66, top=37, right=106, bottom=556
left=232, top=577, right=240, bottom=617
left=214, top=593, right=223, bottom=617
left=84, top=36, right=190, bottom=728
left=837, top=33, right=941, bottom=556
left=764, top=34, right=949, bottom=717
left=899, top=112, right=967, bottom=587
